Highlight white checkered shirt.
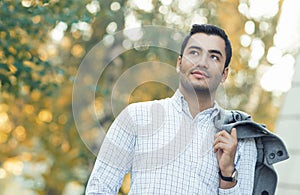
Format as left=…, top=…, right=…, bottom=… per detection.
left=86, top=90, right=257, bottom=195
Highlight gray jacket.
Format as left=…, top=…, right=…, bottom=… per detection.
left=214, top=108, right=289, bottom=195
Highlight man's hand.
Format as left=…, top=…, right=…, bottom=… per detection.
left=214, top=128, right=238, bottom=188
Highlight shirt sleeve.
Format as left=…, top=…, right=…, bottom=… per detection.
left=218, top=138, right=257, bottom=195
left=85, top=106, right=136, bottom=195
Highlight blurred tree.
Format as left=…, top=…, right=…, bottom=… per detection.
left=0, top=0, right=97, bottom=194
left=0, top=0, right=285, bottom=194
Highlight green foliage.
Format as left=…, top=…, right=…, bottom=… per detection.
left=0, top=0, right=94, bottom=95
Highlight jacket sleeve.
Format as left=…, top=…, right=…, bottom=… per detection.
left=85, top=106, right=136, bottom=195
left=227, top=114, right=289, bottom=195
left=253, top=135, right=288, bottom=195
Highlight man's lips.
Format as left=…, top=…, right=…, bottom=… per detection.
left=190, top=69, right=209, bottom=78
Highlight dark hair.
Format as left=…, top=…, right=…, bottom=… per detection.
left=180, top=24, right=232, bottom=68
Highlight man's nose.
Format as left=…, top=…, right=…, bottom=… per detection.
left=195, top=53, right=208, bottom=69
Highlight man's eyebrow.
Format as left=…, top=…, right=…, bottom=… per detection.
left=187, top=46, right=202, bottom=51
left=208, top=49, right=223, bottom=57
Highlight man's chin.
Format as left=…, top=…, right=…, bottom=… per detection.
left=192, top=86, right=211, bottom=93
left=179, top=78, right=214, bottom=94
left=189, top=82, right=209, bottom=91
left=186, top=84, right=212, bottom=94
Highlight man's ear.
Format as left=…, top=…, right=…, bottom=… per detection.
left=221, top=67, right=229, bottom=83
left=176, top=56, right=182, bottom=73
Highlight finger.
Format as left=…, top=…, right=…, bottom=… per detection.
left=214, top=142, right=221, bottom=153
left=214, top=141, right=232, bottom=150
left=215, top=130, right=232, bottom=140
left=231, top=128, right=237, bottom=139
left=214, top=143, right=221, bottom=153
left=215, top=130, right=227, bottom=138
left=214, top=136, right=237, bottom=153
left=214, top=135, right=229, bottom=147
left=214, top=142, right=228, bottom=153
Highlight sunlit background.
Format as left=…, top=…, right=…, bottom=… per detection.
left=49, top=0, right=300, bottom=93
left=1, top=0, right=300, bottom=194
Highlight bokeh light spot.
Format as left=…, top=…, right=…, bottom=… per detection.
left=38, top=110, right=53, bottom=123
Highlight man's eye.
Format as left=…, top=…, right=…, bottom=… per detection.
left=211, top=55, right=220, bottom=61
left=190, top=50, right=199, bottom=56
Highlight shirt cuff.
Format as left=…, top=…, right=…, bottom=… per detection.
left=218, top=183, right=239, bottom=195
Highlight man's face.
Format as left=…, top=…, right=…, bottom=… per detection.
left=177, top=33, right=228, bottom=95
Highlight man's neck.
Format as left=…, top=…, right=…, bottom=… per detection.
left=179, top=87, right=215, bottom=118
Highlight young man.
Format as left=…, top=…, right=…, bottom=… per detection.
left=85, top=24, right=285, bottom=194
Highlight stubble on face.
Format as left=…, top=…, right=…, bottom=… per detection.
left=178, top=64, right=217, bottom=95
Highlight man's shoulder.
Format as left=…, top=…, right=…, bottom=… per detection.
left=116, top=97, right=172, bottom=128
left=127, top=97, right=172, bottom=111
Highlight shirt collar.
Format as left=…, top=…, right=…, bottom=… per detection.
left=171, top=89, right=220, bottom=119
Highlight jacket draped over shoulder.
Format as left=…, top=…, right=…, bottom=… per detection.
left=214, top=108, right=289, bottom=195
